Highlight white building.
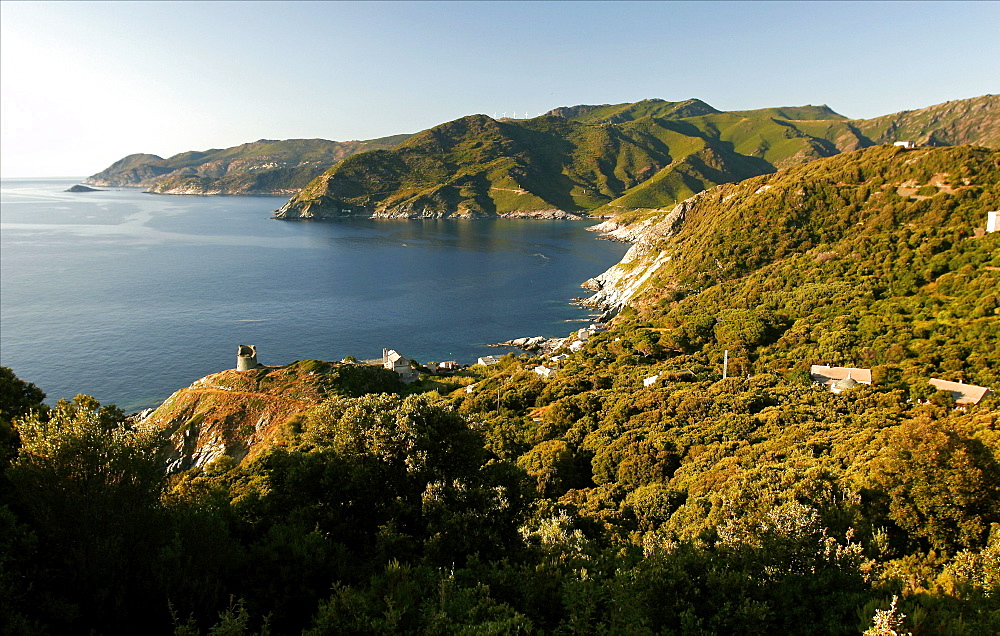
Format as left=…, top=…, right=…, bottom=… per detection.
left=987, top=211, right=999, bottom=233
left=477, top=355, right=501, bottom=366
left=810, top=365, right=872, bottom=392
left=643, top=374, right=660, bottom=387
left=534, top=365, right=557, bottom=379
left=383, top=349, right=416, bottom=380
left=893, top=141, right=915, bottom=149
left=928, top=378, right=992, bottom=405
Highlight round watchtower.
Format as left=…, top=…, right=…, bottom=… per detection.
left=237, top=345, right=258, bottom=371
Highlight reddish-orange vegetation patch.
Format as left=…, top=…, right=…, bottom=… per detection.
left=144, top=361, right=354, bottom=470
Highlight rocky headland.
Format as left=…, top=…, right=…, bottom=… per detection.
left=83, top=135, right=412, bottom=195
left=139, top=360, right=401, bottom=473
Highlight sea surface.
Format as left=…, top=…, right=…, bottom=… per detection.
left=0, top=178, right=628, bottom=412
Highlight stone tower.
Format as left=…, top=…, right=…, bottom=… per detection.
left=237, top=345, right=258, bottom=371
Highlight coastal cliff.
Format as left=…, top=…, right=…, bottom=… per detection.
left=582, top=198, right=694, bottom=309
left=580, top=143, right=1000, bottom=312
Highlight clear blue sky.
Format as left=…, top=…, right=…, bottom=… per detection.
left=2, top=1, right=997, bottom=177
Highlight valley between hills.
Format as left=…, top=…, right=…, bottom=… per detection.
left=5, top=96, right=999, bottom=634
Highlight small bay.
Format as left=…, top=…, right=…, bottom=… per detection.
left=0, top=178, right=628, bottom=412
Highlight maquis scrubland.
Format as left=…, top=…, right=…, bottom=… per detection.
left=4, top=116, right=1000, bottom=634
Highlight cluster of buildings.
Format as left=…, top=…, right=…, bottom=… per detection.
left=809, top=364, right=992, bottom=405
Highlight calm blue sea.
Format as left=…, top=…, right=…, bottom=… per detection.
left=0, top=178, right=628, bottom=411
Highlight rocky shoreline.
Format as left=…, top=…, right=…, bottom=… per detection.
left=487, top=202, right=691, bottom=352
left=489, top=335, right=568, bottom=354
left=272, top=204, right=600, bottom=221
left=575, top=196, right=698, bottom=309
left=496, top=209, right=590, bottom=220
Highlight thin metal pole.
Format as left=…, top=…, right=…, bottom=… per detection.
left=723, top=350, right=729, bottom=379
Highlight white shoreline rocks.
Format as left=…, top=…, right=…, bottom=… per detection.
left=580, top=195, right=697, bottom=309
left=490, top=335, right=567, bottom=354
left=273, top=201, right=591, bottom=221
left=493, top=197, right=698, bottom=354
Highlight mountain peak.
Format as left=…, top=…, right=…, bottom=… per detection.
left=546, top=98, right=720, bottom=124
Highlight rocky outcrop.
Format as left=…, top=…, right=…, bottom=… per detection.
left=582, top=197, right=694, bottom=309
left=141, top=370, right=320, bottom=473
left=140, top=360, right=402, bottom=473
left=491, top=335, right=567, bottom=353
left=65, top=184, right=102, bottom=192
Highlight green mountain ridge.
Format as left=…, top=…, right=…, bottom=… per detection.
left=275, top=95, right=999, bottom=220
left=854, top=94, right=1000, bottom=147
left=84, top=135, right=412, bottom=194
left=545, top=97, right=724, bottom=124
left=86, top=95, right=998, bottom=205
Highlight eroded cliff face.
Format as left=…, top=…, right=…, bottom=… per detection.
left=140, top=360, right=401, bottom=473
left=141, top=369, right=319, bottom=473
left=582, top=197, right=695, bottom=309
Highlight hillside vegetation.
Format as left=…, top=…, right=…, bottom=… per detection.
left=84, top=135, right=412, bottom=194
left=142, top=360, right=403, bottom=473
left=86, top=95, right=997, bottom=205
left=3, top=146, right=998, bottom=634
left=275, top=95, right=999, bottom=220
left=855, top=95, right=1000, bottom=148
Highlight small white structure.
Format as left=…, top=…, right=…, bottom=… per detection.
left=477, top=355, right=501, bottom=366
left=810, top=365, right=872, bottom=392
left=988, top=211, right=999, bottom=233
left=534, top=365, right=557, bottom=379
left=577, top=328, right=591, bottom=341
left=550, top=354, right=569, bottom=363
left=893, top=141, right=915, bottom=149
left=465, top=383, right=477, bottom=393
left=830, top=375, right=860, bottom=394
left=569, top=340, right=585, bottom=352
left=383, top=348, right=416, bottom=380
left=928, top=378, right=992, bottom=405
left=438, top=360, right=460, bottom=371
left=643, top=374, right=660, bottom=387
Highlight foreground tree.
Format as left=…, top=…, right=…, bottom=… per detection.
left=0, top=366, right=46, bottom=469
left=7, top=395, right=169, bottom=631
